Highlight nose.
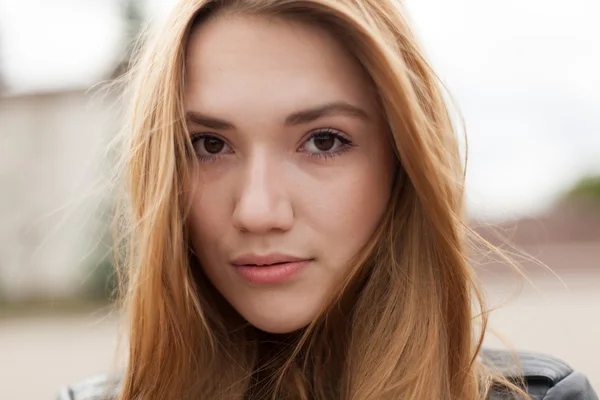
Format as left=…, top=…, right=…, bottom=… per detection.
left=232, top=152, right=294, bottom=234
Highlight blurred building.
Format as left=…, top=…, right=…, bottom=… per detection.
left=0, top=1, right=142, bottom=303
left=0, top=86, right=120, bottom=302
left=473, top=199, right=600, bottom=280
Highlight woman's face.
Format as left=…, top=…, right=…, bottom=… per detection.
left=185, top=14, right=394, bottom=333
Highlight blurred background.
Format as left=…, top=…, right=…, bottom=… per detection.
left=0, top=0, right=598, bottom=398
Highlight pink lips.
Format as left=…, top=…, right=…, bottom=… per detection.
left=231, top=253, right=311, bottom=284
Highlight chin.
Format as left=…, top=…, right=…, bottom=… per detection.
left=223, top=287, right=330, bottom=334
left=241, top=311, right=315, bottom=334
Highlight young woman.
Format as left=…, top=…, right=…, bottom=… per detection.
left=57, top=0, right=597, bottom=399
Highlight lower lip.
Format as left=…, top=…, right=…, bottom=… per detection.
left=234, top=261, right=310, bottom=284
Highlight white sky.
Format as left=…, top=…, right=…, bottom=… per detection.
left=1, top=0, right=599, bottom=220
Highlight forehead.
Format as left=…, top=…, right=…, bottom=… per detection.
left=184, top=14, right=378, bottom=118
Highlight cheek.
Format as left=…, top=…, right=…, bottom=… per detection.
left=302, top=158, right=392, bottom=262
left=187, top=183, right=230, bottom=255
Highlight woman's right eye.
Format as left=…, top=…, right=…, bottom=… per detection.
left=191, top=135, right=232, bottom=161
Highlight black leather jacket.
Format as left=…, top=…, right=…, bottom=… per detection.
left=56, top=349, right=597, bottom=399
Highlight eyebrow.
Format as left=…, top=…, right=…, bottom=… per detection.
left=185, top=101, right=371, bottom=130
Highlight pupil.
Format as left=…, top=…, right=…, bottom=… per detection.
left=204, top=138, right=224, bottom=154
left=314, top=134, right=335, bottom=151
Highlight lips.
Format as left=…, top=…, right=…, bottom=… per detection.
left=231, top=253, right=309, bottom=267
left=231, top=254, right=311, bottom=284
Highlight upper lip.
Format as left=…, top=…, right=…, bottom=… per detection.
left=231, top=253, right=310, bottom=266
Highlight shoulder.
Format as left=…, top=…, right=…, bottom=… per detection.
left=481, top=348, right=598, bottom=400
left=54, top=351, right=598, bottom=400
left=55, top=373, right=122, bottom=400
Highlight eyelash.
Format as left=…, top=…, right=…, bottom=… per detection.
left=189, top=128, right=355, bottom=163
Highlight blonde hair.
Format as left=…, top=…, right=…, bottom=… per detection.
left=113, top=0, right=530, bottom=398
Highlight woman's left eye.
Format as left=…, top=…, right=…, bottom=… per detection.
left=301, top=129, right=354, bottom=157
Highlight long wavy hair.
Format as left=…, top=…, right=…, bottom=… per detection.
left=112, top=0, right=530, bottom=398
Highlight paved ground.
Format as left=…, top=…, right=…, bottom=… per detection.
left=1, top=274, right=599, bottom=399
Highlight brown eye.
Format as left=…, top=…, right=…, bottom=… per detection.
left=312, top=134, right=336, bottom=151
left=191, top=135, right=232, bottom=161
left=302, top=130, right=352, bottom=155
left=202, top=137, right=225, bottom=154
